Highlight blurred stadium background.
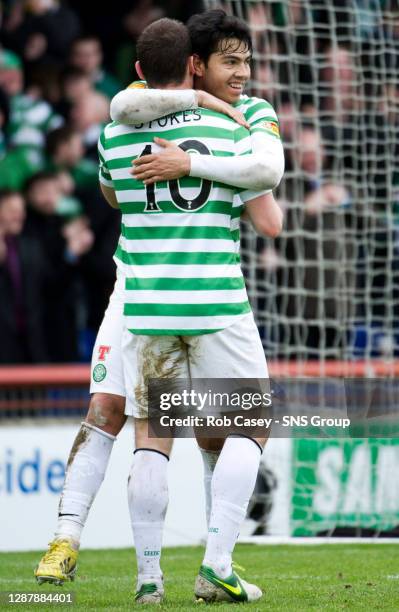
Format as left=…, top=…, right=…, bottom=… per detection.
left=1, top=0, right=398, bottom=551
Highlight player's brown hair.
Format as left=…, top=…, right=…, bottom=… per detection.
left=136, top=18, right=192, bottom=87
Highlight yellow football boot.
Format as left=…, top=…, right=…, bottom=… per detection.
left=35, top=538, right=78, bottom=585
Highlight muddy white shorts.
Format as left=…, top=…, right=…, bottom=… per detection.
left=90, top=272, right=125, bottom=397
left=122, top=312, right=269, bottom=418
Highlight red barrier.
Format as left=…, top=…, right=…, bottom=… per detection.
left=0, top=364, right=90, bottom=386
left=0, top=359, right=397, bottom=388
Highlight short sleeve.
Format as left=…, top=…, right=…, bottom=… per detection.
left=244, top=98, right=281, bottom=140
left=98, top=129, right=113, bottom=188
left=233, top=125, right=252, bottom=156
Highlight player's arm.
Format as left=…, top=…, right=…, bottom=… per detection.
left=110, top=87, right=248, bottom=127
left=112, top=86, right=284, bottom=191
left=186, top=100, right=285, bottom=191
left=187, top=130, right=283, bottom=191
left=100, top=183, right=119, bottom=209
left=131, top=102, right=284, bottom=192
left=132, top=131, right=283, bottom=192
left=242, top=193, right=283, bottom=239
left=235, top=123, right=283, bottom=239
left=98, top=130, right=119, bottom=209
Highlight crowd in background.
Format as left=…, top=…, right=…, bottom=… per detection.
left=237, top=0, right=399, bottom=360
left=0, top=0, right=203, bottom=364
left=0, top=0, right=398, bottom=363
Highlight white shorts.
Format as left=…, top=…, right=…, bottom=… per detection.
left=122, top=312, right=269, bottom=418
left=90, top=272, right=125, bottom=397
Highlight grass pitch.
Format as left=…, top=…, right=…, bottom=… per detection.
left=0, top=544, right=398, bottom=610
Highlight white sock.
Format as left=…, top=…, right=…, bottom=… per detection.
left=199, top=448, right=220, bottom=526
left=55, top=422, right=115, bottom=543
left=128, top=449, right=169, bottom=586
left=203, top=436, right=262, bottom=578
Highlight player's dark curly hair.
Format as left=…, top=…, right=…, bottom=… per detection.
left=137, top=18, right=192, bottom=87
left=187, top=10, right=252, bottom=65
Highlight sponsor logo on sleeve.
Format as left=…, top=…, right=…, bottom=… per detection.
left=128, top=81, right=147, bottom=89
left=261, top=121, right=280, bottom=137
left=98, top=345, right=111, bottom=361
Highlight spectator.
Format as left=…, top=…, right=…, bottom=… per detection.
left=319, top=40, right=396, bottom=355
left=0, top=86, right=10, bottom=159
left=44, top=125, right=120, bottom=342
left=247, top=1, right=273, bottom=54
left=3, top=0, right=81, bottom=67
left=45, top=125, right=98, bottom=190
left=252, top=61, right=278, bottom=106
left=268, top=124, right=356, bottom=358
left=313, top=0, right=354, bottom=49
left=0, top=49, right=24, bottom=97
left=25, top=63, right=62, bottom=106
left=69, top=89, right=109, bottom=155
left=272, top=1, right=315, bottom=106
left=60, top=66, right=92, bottom=106
left=66, top=0, right=134, bottom=70
left=114, top=1, right=165, bottom=85
left=320, top=44, right=360, bottom=121
left=56, top=66, right=92, bottom=121
left=0, top=46, right=62, bottom=189
left=69, top=35, right=121, bottom=99
left=24, top=171, right=93, bottom=362
left=162, top=0, right=204, bottom=22
left=0, top=189, right=48, bottom=363
left=319, top=44, right=366, bottom=188
left=54, top=168, right=83, bottom=218
left=0, top=143, right=44, bottom=190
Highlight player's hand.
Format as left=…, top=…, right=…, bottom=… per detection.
left=131, top=137, right=191, bottom=184
left=196, top=90, right=249, bottom=129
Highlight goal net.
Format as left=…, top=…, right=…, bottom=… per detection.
left=205, top=0, right=399, bottom=538
left=205, top=0, right=398, bottom=363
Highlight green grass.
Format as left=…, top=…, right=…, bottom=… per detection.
left=0, top=544, right=398, bottom=610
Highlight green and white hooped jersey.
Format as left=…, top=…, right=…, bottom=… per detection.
left=98, top=108, right=257, bottom=336
left=235, top=94, right=280, bottom=140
